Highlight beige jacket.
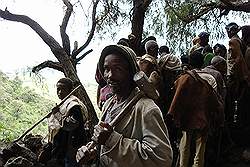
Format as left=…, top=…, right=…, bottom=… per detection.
left=47, top=95, right=88, bottom=143
left=99, top=88, right=173, bottom=167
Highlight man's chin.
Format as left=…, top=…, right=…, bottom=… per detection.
left=110, top=87, right=120, bottom=94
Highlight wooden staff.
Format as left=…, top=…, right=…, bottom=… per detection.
left=13, top=85, right=81, bottom=143
left=83, top=90, right=144, bottom=154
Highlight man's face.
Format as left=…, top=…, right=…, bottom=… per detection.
left=147, top=46, right=158, bottom=58
left=56, top=82, right=71, bottom=100
left=103, top=54, right=131, bottom=95
left=226, top=29, right=237, bottom=39
left=214, top=47, right=221, bottom=56
left=200, top=37, right=209, bottom=46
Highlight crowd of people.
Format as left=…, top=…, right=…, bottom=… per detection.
left=38, top=22, right=250, bottom=167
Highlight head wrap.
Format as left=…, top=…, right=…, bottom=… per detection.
left=198, top=32, right=210, bottom=39
left=145, top=40, right=158, bottom=52
left=98, top=45, right=139, bottom=76
left=225, top=22, right=241, bottom=32
left=211, top=56, right=226, bottom=66
left=140, top=54, right=157, bottom=65
left=57, top=78, right=73, bottom=90
left=158, top=54, right=181, bottom=70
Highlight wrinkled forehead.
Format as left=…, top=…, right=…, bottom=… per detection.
left=104, top=53, right=130, bottom=67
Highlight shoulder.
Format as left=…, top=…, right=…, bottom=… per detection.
left=135, top=97, right=162, bottom=116
left=175, top=72, right=196, bottom=86
left=66, top=95, right=88, bottom=114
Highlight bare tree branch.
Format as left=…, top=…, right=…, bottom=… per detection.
left=32, top=61, right=64, bottom=73
left=0, top=9, right=65, bottom=57
left=76, top=49, right=93, bottom=63
left=72, top=0, right=100, bottom=58
left=95, top=0, right=111, bottom=26
left=60, top=0, right=73, bottom=56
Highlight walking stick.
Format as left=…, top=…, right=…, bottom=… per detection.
left=77, top=90, right=144, bottom=165
left=13, top=85, right=82, bottom=143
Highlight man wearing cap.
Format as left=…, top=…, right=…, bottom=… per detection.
left=225, top=23, right=250, bottom=129
left=194, top=32, right=211, bottom=54
left=76, top=44, right=173, bottom=167
left=198, top=32, right=210, bottom=48
left=144, top=40, right=159, bottom=59
left=202, top=56, right=227, bottom=103
left=159, top=45, right=170, bottom=58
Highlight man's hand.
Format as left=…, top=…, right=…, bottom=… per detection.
left=91, top=122, right=113, bottom=145
left=76, top=142, right=97, bottom=164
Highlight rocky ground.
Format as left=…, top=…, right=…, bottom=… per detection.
left=0, top=134, right=44, bottom=167
left=1, top=131, right=250, bottom=167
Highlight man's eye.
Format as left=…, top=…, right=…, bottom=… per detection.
left=115, top=68, right=124, bottom=72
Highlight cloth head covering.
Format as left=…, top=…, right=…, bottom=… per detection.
left=192, top=36, right=200, bottom=45
left=98, top=45, right=139, bottom=76
left=211, top=56, right=226, bottom=66
left=145, top=40, right=158, bottom=52
left=159, top=45, right=170, bottom=55
left=140, top=54, right=157, bottom=65
left=158, top=54, right=181, bottom=70
left=225, top=22, right=241, bottom=33
left=198, top=32, right=210, bottom=39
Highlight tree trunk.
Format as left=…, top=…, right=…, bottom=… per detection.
left=131, top=0, right=152, bottom=56
left=0, top=8, right=99, bottom=130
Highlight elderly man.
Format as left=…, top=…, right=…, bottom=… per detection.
left=202, top=56, right=227, bottom=101
left=76, top=44, right=173, bottom=167
left=145, top=40, right=159, bottom=59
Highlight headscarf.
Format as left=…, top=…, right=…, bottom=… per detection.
left=98, top=45, right=139, bottom=76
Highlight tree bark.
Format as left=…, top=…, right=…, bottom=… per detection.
left=131, top=0, right=152, bottom=56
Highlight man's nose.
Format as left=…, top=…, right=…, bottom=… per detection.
left=57, top=89, right=62, bottom=95
left=107, top=70, right=114, bottom=79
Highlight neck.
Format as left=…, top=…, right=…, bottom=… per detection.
left=115, top=86, right=134, bottom=103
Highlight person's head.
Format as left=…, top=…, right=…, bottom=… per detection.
left=98, top=45, right=139, bottom=98
left=213, top=43, right=227, bottom=58
left=117, top=38, right=129, bottom=47
left=192, top=36, right=200, bottom=45
left=211, top=56, right=227, bottom=75
left=56, top=78, right=73, bottom=100
left=198, top=32, right=210, bottom=47
left=128, top=33, right=136, bottom=43
left=145, top=40, right=159, bottom=58
left=225, top=22, right=241, bottom=38
left=138, top=54, right=157, bottom=76
left=159, top=45, right=170, bottom=56
left=189, top=50, right=204, bottom=69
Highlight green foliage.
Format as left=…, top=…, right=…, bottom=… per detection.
left=0, top=71, right=55, bottom=142
left=93, top=0, right=250, bottom=55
